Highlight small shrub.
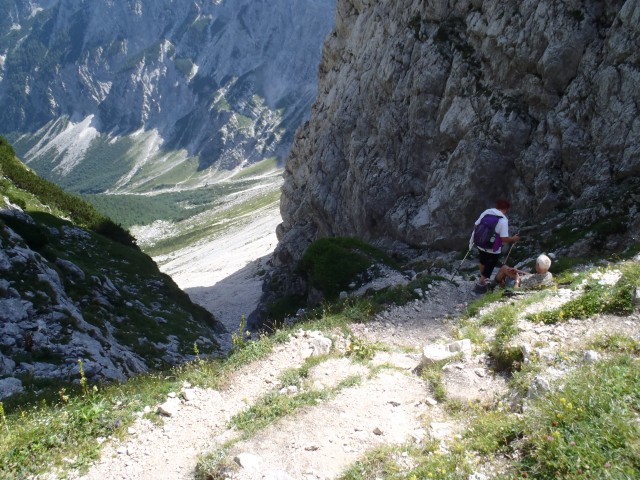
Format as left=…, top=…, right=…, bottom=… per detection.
left=345, top=335, right=377, bottom=362
left=464, top=409, right=522, bottom=454
left=195, top=445, right=234, bottom=480
left=298, top=237, right=395, bottom=300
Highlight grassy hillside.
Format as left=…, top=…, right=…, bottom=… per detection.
left=0, top=136, right=136, bottom=247
left=0, top=137, right=225, bottom=414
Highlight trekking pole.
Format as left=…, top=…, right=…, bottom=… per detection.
left=450, top=247, right=472, bottom=282
left=503, top=241, right=516, bottom=266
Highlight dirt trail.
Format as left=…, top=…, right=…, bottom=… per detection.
left=75, top=335, right=316, bottom=480
left=73, top=274, right=640, bottom=480
left=71, top=278, right=475, bottom=480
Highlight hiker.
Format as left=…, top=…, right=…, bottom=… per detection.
left=494, top=254, right=554, bottom=289
left=470, top=198, right=520, bottom=292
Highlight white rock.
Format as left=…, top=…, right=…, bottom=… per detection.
left=421, top=344, right=456, bottom=366
left=583, top=350, right=601, bottom=363
left=234, top=452, right=263, bottom=471
left=527, top=376, right=551, bottom=399
left=448, top=339, right=472, bottom=353
left=410, top=428, right=427, bottom=443
left=309, top=336, right=332, bottom=356
left=182, top=389, right=196, bottom=402
left=157, top=398, right=180, bottom=417
left=521, top=343, right=534, bottom=362
left=469, top=473, right=489, bottom=480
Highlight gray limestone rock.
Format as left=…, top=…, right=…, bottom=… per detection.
left=309, top=336, right=333, bottom=357
left=275, top=0, right=640, bottom=268
left=0, top=377, right=24, bottom=399
left=55, top=259, right=86, bottom=281
left=583, top=350, right=601, bottom=363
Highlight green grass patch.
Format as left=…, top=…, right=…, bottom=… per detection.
left=587, top=333, right=640, bottom=355
left=231, top=157, right=279, bottom=179
left=279, top=353, right=332, bottom=388
left=527, top=262, right=640, bottom=324
left=515, top=356, right=640, bottom=479
left=0, top=137, right=136, bottom=248
left=229, top=389, right=330, bottom=437
left=464, top=290, right=504, bottom=318
left=298, top=237, right=398, bottom=300
left=464, top=408, right=522, bottom=455
left=339, top=440, right=473, bottom=480
left=419, top=357, right=461, bottom=402
left=471, top=292, right=549, bottom=372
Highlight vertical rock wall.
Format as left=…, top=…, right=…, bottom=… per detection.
left=275, top=0, right=640, bottom=266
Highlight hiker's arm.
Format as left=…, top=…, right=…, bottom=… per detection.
left=501, top=233, right=521, bottom=243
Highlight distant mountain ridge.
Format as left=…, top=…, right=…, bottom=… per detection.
left=0, top=0, right=335, bottom=193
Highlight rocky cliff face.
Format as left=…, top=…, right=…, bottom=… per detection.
left=276, top=0, right=640, bottom=266
left=0, top=0, right=334, bottom=192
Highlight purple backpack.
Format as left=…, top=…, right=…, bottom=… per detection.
left=473, top=214, right=503, bottom=252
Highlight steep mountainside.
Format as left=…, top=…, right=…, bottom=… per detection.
left=0, top=0, right=335, bottom=193
left=0, top=138, right=224, bottom=399
left=276, top=0, right=640, bottom=266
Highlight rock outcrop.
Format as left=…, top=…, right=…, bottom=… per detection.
left=0, top=200, right=225, bottom=399
left=276, top=0, right=640, bottom=266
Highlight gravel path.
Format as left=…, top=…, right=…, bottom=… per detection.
left=71, top=268, right=640, bottom=480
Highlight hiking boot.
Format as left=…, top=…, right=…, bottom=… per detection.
left=473, top=282, right=488, bottom=294
left=487, top=279, right=498, bottom=291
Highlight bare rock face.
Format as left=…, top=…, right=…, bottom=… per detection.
left=275, top=0, right=640, bottom=266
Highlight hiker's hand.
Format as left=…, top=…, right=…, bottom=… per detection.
left=512, top=234, right=521, bottom=243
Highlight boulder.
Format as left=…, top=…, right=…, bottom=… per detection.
left=0, top=377, right=24, bottom=399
